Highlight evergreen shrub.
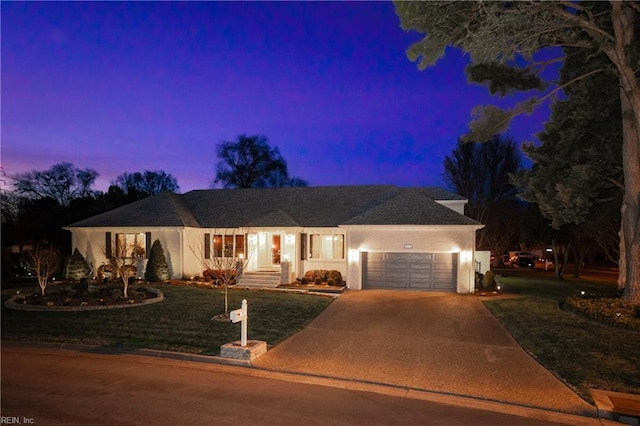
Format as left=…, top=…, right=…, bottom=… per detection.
left=145, top=240, right=171, bottom=282
left=65, top=249, right=92, bottom=281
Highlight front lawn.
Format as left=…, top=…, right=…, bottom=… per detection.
left=485, top=270, right=640, bottom=402
left=1, top=283, right=334, bottom=355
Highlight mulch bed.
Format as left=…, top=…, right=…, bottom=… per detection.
left=9, top=285, right=159, bottom=308
left=277, top=283, right=346, bottom=293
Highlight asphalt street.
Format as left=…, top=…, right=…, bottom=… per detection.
left=0, top=346, right=592, bottom=426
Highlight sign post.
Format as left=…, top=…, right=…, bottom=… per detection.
left=230, top=299, right=248, bottom=347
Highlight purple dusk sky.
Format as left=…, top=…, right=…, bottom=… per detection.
left=2, top=1, right=554, bottom=193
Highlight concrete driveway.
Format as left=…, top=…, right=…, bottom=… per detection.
left=253, top=290, right=595, bottom=416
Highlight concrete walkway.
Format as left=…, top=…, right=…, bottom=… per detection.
left=253, top=290, right=596, bottom=416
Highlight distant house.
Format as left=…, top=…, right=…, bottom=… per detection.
left=64, top=185, right=483, bottom=293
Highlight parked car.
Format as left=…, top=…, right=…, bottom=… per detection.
left=509, top=252, right=536, bottom=268
left=517, top=256, right=536, bottom=268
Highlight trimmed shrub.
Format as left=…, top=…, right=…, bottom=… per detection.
left=144, top=239, right=171, bottom=282
left=564, top=296, right=640, bottom=330
left=97, top=264, right=116, bottom=282
left=203, top=269, right=236, bottom=286
left=327, top=278, right=335, bottom=286
left=65, top=249, right=92, bottom=281
left=300, top=277, right=309, bottom=284
left=304, top=270, right=343, bottom=283
left=314, top=277, right=322, bottom=285
left=482, top=270, right=497, bottom=290
left=326, top=270, right=343, bottom=283
left=475, top=272, right=485, bottom=290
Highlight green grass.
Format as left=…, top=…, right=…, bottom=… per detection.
left=485, top=270, right=640, bottom=401
left=1, top=283, right=333, bottom=355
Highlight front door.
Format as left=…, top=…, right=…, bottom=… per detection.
left=257, top=232, right=282, bottom=270
left=272, top=235, right=281, bottom=265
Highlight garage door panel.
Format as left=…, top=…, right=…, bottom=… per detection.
left=386, top=281, right=409, bottom=289
left=409, top=269, right=433, bottom=280
left=409, top=263, right=430, bottom=271
left=362, top=252, right=457, bottom=291
left=387, top=272, right=409, bottom=281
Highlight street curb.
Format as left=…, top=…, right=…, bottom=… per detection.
left=1, top=341, right=605, bottom=425
left=0, top=340, right=252, bottom=367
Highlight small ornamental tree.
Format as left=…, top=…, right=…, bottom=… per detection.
left=103, top=235, right=143, bottom=298
left=25, top=243, right=58, bottom=296
left=65, top=248, right=92, bottom=281
left=145, top=239, right=170, bottom=282
left=190, top=230, right=253, bottom=318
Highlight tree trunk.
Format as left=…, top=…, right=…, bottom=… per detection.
left=552, top=242, right=561, bottom=279
left=618, top=228, right=626, bottom=290
left=572, top=244, right=581, bottom=278
left=608, top=2, right=640, bottom=304
left=560, top=242, right=571, bottom=278
left=618, top=87, right=640, bottom=303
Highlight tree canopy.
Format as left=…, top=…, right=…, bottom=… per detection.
left=512, top=48, right=623, bottom=279
left=444, top=134, right=523, bottom=265
left=12, top=162, right=98, bottom=207
left=214, top=135, right=308, bottom=189
left=513, top=49, right=623, bottom=230
left=395, top=0, right=640, bottom=303
left=112, top=170, right=180, bottom=198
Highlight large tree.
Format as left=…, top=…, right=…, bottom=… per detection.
left=395, top=1, right=640, bottom=303
left=12, top=162, right=98, bottom=207
left=214, top=135, right=308, bottom=189
left=112, top=170, right=179, bottom=198
left=513, top=48, right=623, bottom=280
left=444, top=134, right=523, bottom=266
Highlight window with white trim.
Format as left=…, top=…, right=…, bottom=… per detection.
left=115, top=233, right=147, bottom=258
left=212, top=234, right=245, bottom=258
left=309, top=234, right=344, bottom=260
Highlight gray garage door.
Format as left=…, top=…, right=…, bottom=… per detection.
left=362, top=252, right=457, bottom=291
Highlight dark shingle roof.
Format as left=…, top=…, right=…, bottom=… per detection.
left=67, top=192, right=200, bottom=228
left=67, top=186, right=480, bottom=228
left=342, top=189, right=478, bottom=226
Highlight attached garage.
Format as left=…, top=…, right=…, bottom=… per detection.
left=362, top=252, right=458, bottom=291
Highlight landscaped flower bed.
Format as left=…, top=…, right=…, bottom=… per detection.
left=6, top=285, right=162, bottom=311
left=563, top=296, right=640, bottom=331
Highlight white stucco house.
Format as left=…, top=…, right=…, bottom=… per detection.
left=64, top=185, right=483, bottom=293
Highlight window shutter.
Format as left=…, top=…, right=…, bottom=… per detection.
left=145, top=232, right=152, bottom=258
left=105, top=232, right=112, bottom=259
left=204, top=233, right=211, bottom=259
left=300, top=233, right=307, bottom=260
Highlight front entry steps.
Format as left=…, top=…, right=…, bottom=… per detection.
left=237, top=271, right=280, bottom=289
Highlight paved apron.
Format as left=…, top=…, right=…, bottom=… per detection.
left=253, top=290, right=595, bottom=416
